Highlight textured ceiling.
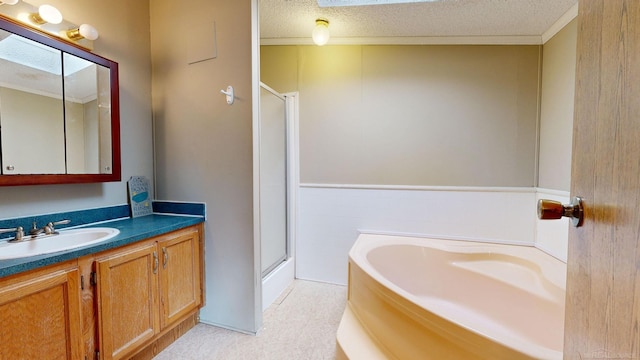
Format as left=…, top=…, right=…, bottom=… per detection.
left=260, top=0, right=578, bottom=44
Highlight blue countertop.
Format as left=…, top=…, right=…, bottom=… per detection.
left=0, top=214, right=204, bottom=278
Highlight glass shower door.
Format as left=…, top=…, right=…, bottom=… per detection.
left=260, top=85, right=287, bottom=276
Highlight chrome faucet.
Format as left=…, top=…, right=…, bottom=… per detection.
left=29, top=219, right=71, bottom=236
left=0, top=226, right=25, bottom=242
left=29, top=221, right=43, bottom=236
left=44, top=219, right=70, bottom=235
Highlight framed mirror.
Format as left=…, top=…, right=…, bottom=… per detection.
left=0, top=15, right=120, bottom=186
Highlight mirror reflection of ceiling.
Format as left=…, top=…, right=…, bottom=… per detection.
left=0, top=33, right=95, bottom=103
left=0, top=34, right=62, bottom=74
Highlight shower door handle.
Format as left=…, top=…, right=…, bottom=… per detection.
left=537, top=196, right=584, bottom=227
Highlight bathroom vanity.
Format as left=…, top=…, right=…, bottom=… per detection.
left=0, top=6, right=206, bottom=358
left=0, top=212, right=205, bottom=360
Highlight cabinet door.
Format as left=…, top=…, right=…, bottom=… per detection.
left=0, top=266, right=83, bottom=360
left=158, top=227, right=201, bottom=329
left=79, top=256, right=98, bottom=359
left=96, top=242, right=159, bottom=360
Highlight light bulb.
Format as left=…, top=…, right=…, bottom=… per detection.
left=79, top=24, right=99, bottom=40
left=30, top=4, right=62, bottom=25
left=68, top=24, right=99, bottom=41
left=312, top=19, right=330, bottom=46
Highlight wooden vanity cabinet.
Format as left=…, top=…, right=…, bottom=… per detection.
left=94, top=225, right=203, bottom=360
left=0, top=261, right=83, bottom=360
left=157, top=228, right=202, bottom=328
left=95, top=241, right=159, bottom=360
left=0, top=223, right=203, bottom=360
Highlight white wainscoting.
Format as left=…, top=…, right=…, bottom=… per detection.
left=296, top=184, right=563, bottom=285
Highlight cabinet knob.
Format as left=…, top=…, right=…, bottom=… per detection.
left=538, top=196, right=584, bottom=227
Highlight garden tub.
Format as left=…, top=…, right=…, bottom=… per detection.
left=336, top=234, right=566, bottom=359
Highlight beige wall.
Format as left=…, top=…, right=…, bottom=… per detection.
left=261, top=45, right=541, bottom=187
left=0, top=0, right=153, bottom=217
left=64, top=101, right=86, bottom=174
left=150, top=0, right=259, bottom=332
left=538, top=19, right=577, bottom=191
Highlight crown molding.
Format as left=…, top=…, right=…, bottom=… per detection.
left=261, top=35, right=543, bottom=46
left=541, top=3, right=578, bottom=44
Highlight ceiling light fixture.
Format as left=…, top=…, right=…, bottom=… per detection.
left=312, top=18, right=330, bottom=46
left=29, top=4, right=62, bottom=25
left=0, top=0, right=19, bottom=5
left=317, top=0, right=442, bottom=6
left=66, top=24, right=99, bottom=41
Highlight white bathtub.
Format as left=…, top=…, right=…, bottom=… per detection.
left=336, top=234, right=566, bottom=360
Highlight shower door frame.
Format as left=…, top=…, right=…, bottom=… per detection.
left=256, top=82, right=299, bottom=282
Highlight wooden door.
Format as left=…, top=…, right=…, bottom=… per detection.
left=0, top=264, right=83, bottom=360
left=158, top=227, right=202, bottom=329
left=564, top=0, right=640, bottom=358
left=96, top=242, right=160, bottom=360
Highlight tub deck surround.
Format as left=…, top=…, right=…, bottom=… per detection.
left=0, top=202, right=205, bottom=278
left=337, top=234, right=566, bottom=360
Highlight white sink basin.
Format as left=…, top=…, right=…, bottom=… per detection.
left=0, top=227, right=120, bottom=260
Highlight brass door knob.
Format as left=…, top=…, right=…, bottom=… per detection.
left=537, top=196, right=584, bottom=227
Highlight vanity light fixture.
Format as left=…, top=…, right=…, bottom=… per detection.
left=29, top=4, right=62, bottom=25
left=2, top=1, right=97, bottom=49
left=312, top=18, right=330, bottom=46
left=66, top=23, right=99, bottom=41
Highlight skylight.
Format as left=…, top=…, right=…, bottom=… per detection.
left=317, top=0, right=442, bottom=7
